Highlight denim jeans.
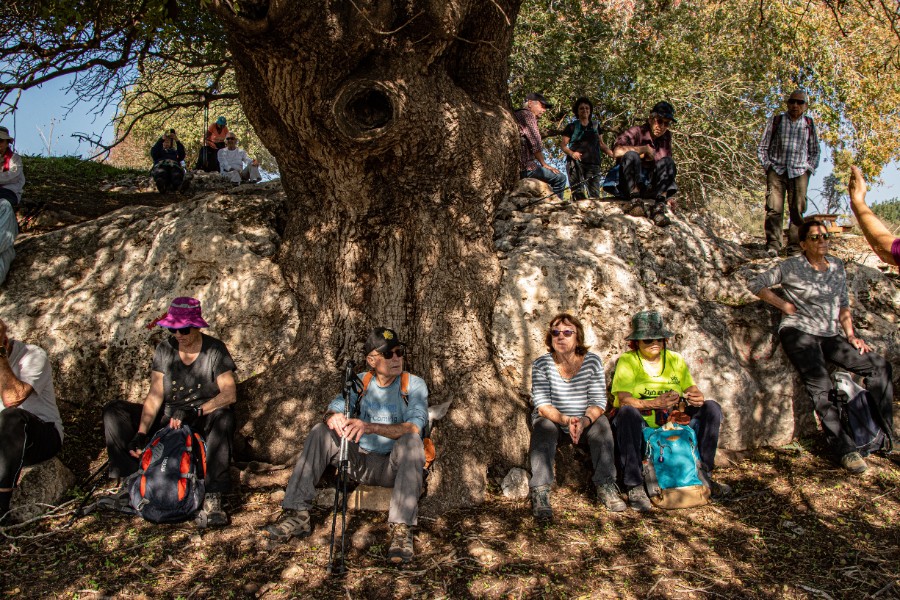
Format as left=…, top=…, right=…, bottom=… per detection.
left=779, top=327, right=894, bottom=457
left=612, top=401, right=722, bottom=489
left=528, top=415, right=617, bottom=488
left=522, top=167, right=567, bottom=200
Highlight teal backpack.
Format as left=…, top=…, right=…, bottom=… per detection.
left=642, top=423, right=710, bottom=509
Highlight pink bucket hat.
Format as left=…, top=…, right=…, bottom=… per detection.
left=155, top=297, right=210, bottom=329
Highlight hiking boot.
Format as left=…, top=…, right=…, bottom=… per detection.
left=596, top=482, right=627, bottom=513
left=627, top=485, right=653, bottom=512
left=529, top=484, right=553, bottom=523
left=650, top=202, right=671, bottom=227
left=98, top=483, right=134, bottom=514
left=840, top=452, right=868, bottom=474
left=625, top=198, right=645, bottom=217
left=765, top=247, right=778, bottom=258
left=263, top=509, right=311, bottom=541
left=388, top=523, right=414, bottom=564
left=195, top=492, right=228, bottom=528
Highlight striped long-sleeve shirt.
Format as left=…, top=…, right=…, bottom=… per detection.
left=757, top=112, right=820, bottom=179
left=530, top=352, right=607, bottom=423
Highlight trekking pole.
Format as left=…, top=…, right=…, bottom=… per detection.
left=327, top=360, right=359, bottom=575
left=522, top=169, right=619, bottom=208
left=65, top=458, right=110, bottom=528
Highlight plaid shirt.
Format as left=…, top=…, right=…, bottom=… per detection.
left=758, top=112, right=820, bottom=179
left=514, top=108, right=543, bottom=172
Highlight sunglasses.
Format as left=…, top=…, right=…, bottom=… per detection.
left=652, top=117, right=672, bottom=127
left=805, top=233, right=830, bottom=241
left=639, top=338, right=666, bottom=344
left=167, top=327, right=192, bottom=335
left=225, top=137, right=237, bottom=141
left=551, top=329, right=576, bottom=338
left=378, top=347, right=405, bottom=359
left=787, top=99, right=806, bottom=106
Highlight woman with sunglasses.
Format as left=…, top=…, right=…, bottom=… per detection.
left=101, top=297, right=238, bottom=527
left=609, top=310, right=726, bottom=511
left=750, top=221, right=894, bottom=474
left=528, top=312, right=623, bottom=523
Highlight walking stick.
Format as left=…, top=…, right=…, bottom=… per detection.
left=65, top=458, right=110, bottom=528
left=327, top=361, right=361, bottom=575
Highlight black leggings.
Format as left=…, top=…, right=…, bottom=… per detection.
left=0, top=408, right=62, bottom=488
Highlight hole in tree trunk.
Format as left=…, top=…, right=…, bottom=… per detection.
left=348, top=89, right=392, bottom=130
left=333, top=79, right=404, bottom=142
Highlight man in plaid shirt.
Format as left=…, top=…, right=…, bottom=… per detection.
left=758, top=90, right=820, bottom=256
left=515, top=93, right=566, bottom=201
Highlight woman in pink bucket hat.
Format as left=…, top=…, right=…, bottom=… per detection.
left=100, top=297, right=237, bottom=528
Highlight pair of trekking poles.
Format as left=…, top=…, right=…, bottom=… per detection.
left=326, top=360, right=363, bottom=575
left=524, top=159, right=621, bottom=207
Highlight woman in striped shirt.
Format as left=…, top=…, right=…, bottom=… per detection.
left=528, top=312, right=624, bottom=523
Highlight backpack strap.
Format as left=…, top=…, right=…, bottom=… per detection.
left=360, top=371, right=409, bottom=406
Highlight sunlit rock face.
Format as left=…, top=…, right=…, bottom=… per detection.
left=492, top=192, right=900, bottom=453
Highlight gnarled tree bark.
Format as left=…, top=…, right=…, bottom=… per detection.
left=216, top=0, right=530, bottom=509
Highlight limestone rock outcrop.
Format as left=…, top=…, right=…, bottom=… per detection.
left=9, top=457, right=75, bottom=522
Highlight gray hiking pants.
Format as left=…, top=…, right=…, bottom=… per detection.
left=282, top=423, right=425, bottom=525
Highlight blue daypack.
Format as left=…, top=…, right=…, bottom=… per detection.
left=127, top=426, right=207, bottom=523
left=642, top=423, right=710, bottom=509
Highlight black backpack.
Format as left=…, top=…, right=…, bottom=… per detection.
left=127, top=426, right=207, bottom=523
left=831, top=371, right=891, bottom=456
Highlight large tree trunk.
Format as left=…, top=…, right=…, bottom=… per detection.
left=215, top=1, right=529, bottom=508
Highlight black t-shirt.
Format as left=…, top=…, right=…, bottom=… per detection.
left=151, top=334, right=237, bottom=410
left=562, top=120, right=603, bottom=165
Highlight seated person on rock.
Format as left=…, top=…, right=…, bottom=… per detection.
left=101, top=297, right=238, bottom=527
left=196, top=116, right=229, bottom=172
left=528, top=312, right=624, bottom=523
left=514, top=92, right=566, bottom=201
left=217, top=133, right=261, bottom=185
left=611, top=101, right=678, bottom=227
left=749, top=221, right=894, bottom=473
left=848, top=165, right=900, bottom=267
left=149, top=129, right=187, bottom=194
left=609, top=310, right=727, bottom=512
left=561, top=97, right=614, bottom=201
left=0, top=318, right=62, bottom=520
left=263, top=327, right=428, bottom=565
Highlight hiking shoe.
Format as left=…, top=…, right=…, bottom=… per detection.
left=650, top=202, right=672, bottom=227
left=388, top=523, right=414, bottom=564
left=709, top=479, right=733, bottom=498
left=627, top=485, right=653, bottom=512
left=625, top=198, right=645, bottom=217
left=597, top=482, right=627, bottom=513
left=98, top=483, right=133, bottom=514
left=263, top=509, right=311, bottom=541
left=840, top=452, right=868, bottom=474
left=529, top=484, right=553, bottom=523
left=195, top=492, right=228, bottom=528
left=765, top=247, right=778, bottom=258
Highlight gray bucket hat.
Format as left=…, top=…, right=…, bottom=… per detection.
left=625, top=310, right=674, bottom=341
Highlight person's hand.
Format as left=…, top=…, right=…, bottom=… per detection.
left=547, top=166, right=561, bottom=175
left=646, top=391, right=678, bottom=411
left=642, top=145, right=656, bottom=160
left=570, top=151, right=583, bottom=161
left=849, top=335, right=872, bottom=354
left=782, top=302, right=797, bottom=316
left=341, top=418, right=368, bottom=443
left=325, top=412, right=347, bottom=432
left=684, top=389, right=705, bottom=407
left=128, top=432, right=149, bottom=457
left=169, top=407, right=199, bottom=429
left=848, top=166, right=867, bottom=205
left=567, top=416, right=585, bottom=445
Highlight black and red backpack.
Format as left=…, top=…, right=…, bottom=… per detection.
left=127, top=425, right=207, bottom=523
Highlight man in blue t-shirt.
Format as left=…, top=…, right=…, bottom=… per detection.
left=264, top=327, right=428, bottom=565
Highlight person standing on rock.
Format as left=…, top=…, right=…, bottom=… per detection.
left=514, top=92, right=567, bottom=201
left=217, top=133, right=261, bottom=185
left=848, top=165, right=900, bottom=267
left=528, top=313, right=624, bottom=523
left=611, top=101, right=679, bottom=227
left=609, top=311, right=728, bottom=511
left=749, top=221, right=894, bottom=474
left=561, top=97, right=614, bottom=201
left=0, top=126, right=23, bottom=284
left=149, top=130, right=187, bottom=194
left=0, top=318, right=63, bottom=520
left=263, top=327, right=428, bottom=565
left=100, top=297, right=238, bottom=528
left=757, top=90, right=820, bottom=257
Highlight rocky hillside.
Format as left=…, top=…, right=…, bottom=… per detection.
left=1, top=171, right=897, bottom=470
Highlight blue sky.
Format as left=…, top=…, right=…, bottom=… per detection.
left=4, top=76, right=900, bottom=205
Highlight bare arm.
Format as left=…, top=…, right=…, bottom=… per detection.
left=328, top=412, right=419, bottom=443
left=616, top=390, right=678, bottom=411
left=561, top=136, right=581, bottom=161
left=200, top=370, right=237, bottom=414
left=838, top=306, right=871, bottom=354
left=137, top=371, right=165, bottom=434
left=0, top=348, right=33, bottom=408
left=613, top=144, right=654, bottom=160
left=754, top=287, right=797, bottom=315
left=849, top=166, right=897, bottom=266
